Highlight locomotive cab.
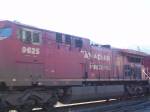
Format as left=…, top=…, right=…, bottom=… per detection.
left=13, top=24, right=45, bottom=86
left=0, top=21, right=44, bottom=87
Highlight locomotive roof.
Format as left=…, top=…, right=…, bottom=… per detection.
left=2, top=20, right=90, bottom=41
left=117, top=48, right=148, bottom=57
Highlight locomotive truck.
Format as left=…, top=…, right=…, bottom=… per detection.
left=0, top=20, right=149, bottom=111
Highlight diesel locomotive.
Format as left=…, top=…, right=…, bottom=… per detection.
left=0, top=20, right=150, bottom=111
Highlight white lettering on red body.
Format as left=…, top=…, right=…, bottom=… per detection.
left=22, top=46, right=40, bottom=55
left=80, top=50, right=111, bottom=61
left=81, top=50, right=111, bottom=71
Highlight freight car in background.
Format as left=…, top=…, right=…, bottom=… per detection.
left=0, top=20, right=149, bottom=111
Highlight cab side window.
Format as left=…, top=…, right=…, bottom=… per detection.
left=33, top=32, right=40, bottom=44
left=56, top=33, right=62, bottom=43
left=65, top=35, right=71, bottom=45
left=18, top=28, right=42, bottom=45
left=75, top=38, right=83, bottom=48
left=24, top=30, right=32, bottom=43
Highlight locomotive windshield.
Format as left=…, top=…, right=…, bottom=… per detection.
left=0, top=27, right=12, bottom=40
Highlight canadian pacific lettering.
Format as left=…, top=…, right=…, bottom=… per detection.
left=81, top=50, right=111, bottom=61
left=90, top=64, right=111, bottom=70
left=81, top=50, right=111, bottom=70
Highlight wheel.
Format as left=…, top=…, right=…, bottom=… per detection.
left=134, top=87, right=140, bottom=96
left=17, top=105, right=33, bottom=112
left=17, top=98, right=35, bottom=112
left=42, top=95, right=58, bottom=112
left=17, top=95, right=39, bottom=112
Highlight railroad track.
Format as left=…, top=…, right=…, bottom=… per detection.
left=55, top=96, right=150, bottom=112
left=7, top=96, right=150, bottom=112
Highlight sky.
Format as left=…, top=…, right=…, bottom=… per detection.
left=0, top=0, right=150, bottom=53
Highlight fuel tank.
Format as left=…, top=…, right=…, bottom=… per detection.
left=61, top=85, right=125, bottom=103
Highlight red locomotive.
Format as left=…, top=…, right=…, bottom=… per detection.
left=0, top=20, right=149, bottom=111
